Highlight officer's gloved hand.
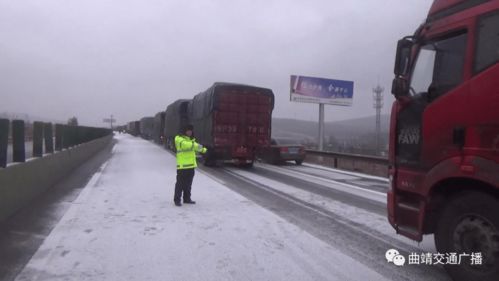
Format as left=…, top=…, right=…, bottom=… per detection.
left=198, top=144, right=207, bottom=154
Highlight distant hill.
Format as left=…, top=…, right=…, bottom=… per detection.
left=272, top=115, right=390, bottom=141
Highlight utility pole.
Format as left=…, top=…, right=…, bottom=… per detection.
left=103, top=114, right=116, bottom=130
left=373, top=84, right=384, bottom=155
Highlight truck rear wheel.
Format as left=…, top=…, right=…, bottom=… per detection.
left=202, top=157, right=215, bottom=167
left=201, top=148, right=216, bottom=167
left=435, top=191, right=499, bottom=281
left=242, top=161, right=254, bottom=169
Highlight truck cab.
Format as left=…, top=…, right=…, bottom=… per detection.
left=388, top=1, right=499, bottom=280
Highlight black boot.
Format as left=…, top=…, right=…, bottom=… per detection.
left=174, top=201, right=182, bottom=206
left=184, top=200, right=196, bottom=204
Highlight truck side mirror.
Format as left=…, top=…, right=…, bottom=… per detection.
left=394, top=37, right=414, bottom=76
left=391, top=76, right=409, bottom=99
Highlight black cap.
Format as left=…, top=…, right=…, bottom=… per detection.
left=183, top=124, right=194, bottom=133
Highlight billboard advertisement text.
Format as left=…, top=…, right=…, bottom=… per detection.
left=290, top=75, right=354, bottom=106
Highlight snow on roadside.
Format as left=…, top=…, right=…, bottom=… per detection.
left=15, top=134, right=387, bottom=281
left=230, top=168, right=437, bottom=253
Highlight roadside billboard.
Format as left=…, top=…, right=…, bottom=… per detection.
left=290, top=75, right=354, bottom=106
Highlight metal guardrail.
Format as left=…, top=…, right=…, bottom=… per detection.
left=0, top=118, right=112, bottom=168
left=304, top=149, right=389, bottom=177
left=305, top=149, right=389, bottom=164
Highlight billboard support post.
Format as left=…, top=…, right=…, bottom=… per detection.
left=290, top=75, right=354, bottom=152
left=319, top=103, right=324, bottom=151
left=373, top=84, right=384, bottom=155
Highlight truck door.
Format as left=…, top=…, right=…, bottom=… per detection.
left=397, top=31, right=468, bottom=169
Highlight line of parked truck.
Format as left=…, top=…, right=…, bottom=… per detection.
left=118, top=82, right=276, bottom=167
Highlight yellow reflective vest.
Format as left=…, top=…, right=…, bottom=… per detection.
left=175, top=135, right=207, bottom=170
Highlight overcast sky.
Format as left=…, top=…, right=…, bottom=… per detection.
left=0, top=0, right=433, bottom=127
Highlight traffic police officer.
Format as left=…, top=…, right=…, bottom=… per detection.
left=174, top=124, right=207, bottom=206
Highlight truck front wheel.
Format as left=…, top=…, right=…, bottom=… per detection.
left=435, top=191, right=499, bottom=281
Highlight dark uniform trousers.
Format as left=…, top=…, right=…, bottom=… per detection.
left=174, top=168, right=195, bottom=203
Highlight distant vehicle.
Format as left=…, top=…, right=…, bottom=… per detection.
left=126, top=121, right=140, bottom=136
left=139, top=117, right=154, bottom=140
left=189, top=82, right=274, bottom=167
left=114, top=125, right=126, bottom=133
left=164, top=99, right=190, bottom=151
left=152, top=111, right=166, bottom=145
left=258, top=137, right=306, bottom=165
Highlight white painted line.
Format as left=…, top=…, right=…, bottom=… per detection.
left=256, top=163, right=386, bottom=204
left=73, top=160, right=109, bottom=204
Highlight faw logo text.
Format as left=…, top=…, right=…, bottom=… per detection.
left=398, top=127, right=420, bottom=145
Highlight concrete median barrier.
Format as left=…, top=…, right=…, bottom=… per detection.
left=0, top=135, right=113, bottom=222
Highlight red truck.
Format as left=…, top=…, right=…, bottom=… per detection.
left=189, top=82, right=274, bottom=167
left=388, top=1, right=498, bottom=280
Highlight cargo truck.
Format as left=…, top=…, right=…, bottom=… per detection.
left=139, top=117, right=154, bottom=140
left=152, top=111, right=166, bottom=145
left=164, top=99, right=191, bottom=151
left=127, top=121, right=140, bottom=137
left=189, top=82, right=274, bottom=167
left=388, top=1, right=498, bottom=280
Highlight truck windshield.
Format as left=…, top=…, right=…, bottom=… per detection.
left=409, top=32, right=467, bottom=98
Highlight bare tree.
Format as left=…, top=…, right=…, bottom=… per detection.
left=67, top=116, right=78, bottom=126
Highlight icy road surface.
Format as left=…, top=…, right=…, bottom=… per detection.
left=15, top=134, right=385, bottom=281
left=15, top=134, right=451, bottom=281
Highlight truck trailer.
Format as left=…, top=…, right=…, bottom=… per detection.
left=164, top=99, right=191, bottom=151
left=139, top=117, right=154, bottom=140
left=152, top=111, right=166, bottom=145
left=388, top=1, right=498, bottom=280
left=189, top=82, right=274, bottom=167
left=126, top=121, right=140, bottom=137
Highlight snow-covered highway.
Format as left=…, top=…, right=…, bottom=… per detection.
left=6, top=134, right=451, bottom=281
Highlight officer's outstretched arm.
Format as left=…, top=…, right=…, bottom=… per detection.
left=194, top=142, right=207, bottom=154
